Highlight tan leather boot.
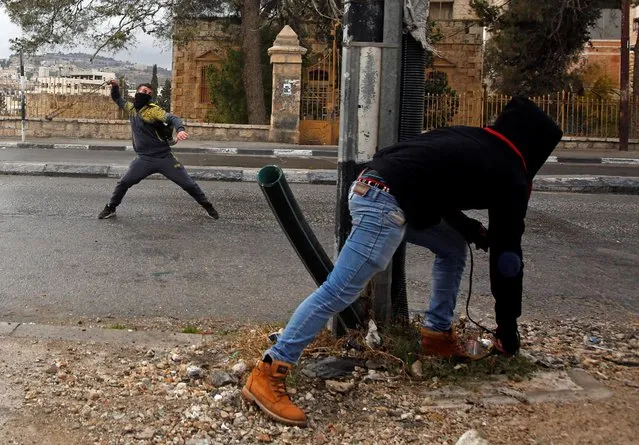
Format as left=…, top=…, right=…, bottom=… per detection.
left=420, top=326, right=470, bottom=359
left=242, top=359, right=307, bottom=427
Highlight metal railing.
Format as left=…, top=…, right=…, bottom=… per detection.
left=424, top=91, right=639, bottom=139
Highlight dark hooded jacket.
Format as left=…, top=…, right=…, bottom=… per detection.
left=367, top=97, right=563, bottom=326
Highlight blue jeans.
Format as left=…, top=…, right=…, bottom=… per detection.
left=266, top=181, right=407, bottom=364
left=266, top=183, right=468, bottom=365
left=405, top=222, right=468, bottom=332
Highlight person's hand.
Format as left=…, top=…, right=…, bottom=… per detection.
left=176, top=130, right=189, bottom=141
left=494, top=322, right=520, bottom=356
left=108, top=79, right=119, bottom=87
left=472, top=222, right=489, bottom=252
left=466, top=219, right=489, bottom=252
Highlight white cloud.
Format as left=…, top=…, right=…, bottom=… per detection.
left=0, top=10, right=172, bottom=70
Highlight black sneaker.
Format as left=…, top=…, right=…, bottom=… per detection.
left=203, top=202, right=219, bottom=220
left=98, top=204, right=116, bottom=219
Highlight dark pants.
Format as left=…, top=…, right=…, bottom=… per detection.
left=109, top=154, right=209, bottom=207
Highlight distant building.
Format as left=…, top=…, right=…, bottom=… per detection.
left=34, top=69, right=116, bottom=95
left=582, top=7, right=638, bottom=88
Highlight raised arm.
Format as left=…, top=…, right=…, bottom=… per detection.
left=108, top=80, right=133, bottom=114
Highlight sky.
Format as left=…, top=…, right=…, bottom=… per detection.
left=0, top=11, right=173, bottom=69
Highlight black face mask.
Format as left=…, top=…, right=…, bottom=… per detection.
left=133, top=92, right=152, bottom=110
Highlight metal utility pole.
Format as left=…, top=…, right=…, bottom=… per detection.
left=332, top=0, right=403, bottom=333
left=620, top=0, right=630, bottom=151
left=19, top=47, right=26, bottom=142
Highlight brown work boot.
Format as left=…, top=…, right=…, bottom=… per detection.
left=242, top=358, right=307, bottom=427
left=420, top=326, right=469, bottom=359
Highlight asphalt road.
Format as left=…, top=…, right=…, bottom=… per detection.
left=1, top=148, right=639, bottom=176
left=0, top=176, right=637, bottom=326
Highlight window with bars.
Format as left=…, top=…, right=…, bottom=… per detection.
left=429, top=1, right=454, bottom=20
left=200, top=65, right=211, bottom=103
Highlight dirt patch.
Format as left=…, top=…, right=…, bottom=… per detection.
left=0, top=318, right=637, bottom=444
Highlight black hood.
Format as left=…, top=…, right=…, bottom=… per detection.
left=489, top=96, right=563, bottom=179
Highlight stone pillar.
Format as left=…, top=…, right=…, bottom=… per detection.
left=268, top=26, right=307, bottom=144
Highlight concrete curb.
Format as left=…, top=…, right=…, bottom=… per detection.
left=0, top=160, right=637, bottom=193
left=547, top=155, right=639, bottom=165
left=0, top=141, right=338, bottom=158
left=3, top=141, right=639, bottom=164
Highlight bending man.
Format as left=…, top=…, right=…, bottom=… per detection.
left=242, top=97, right=563, bottom=427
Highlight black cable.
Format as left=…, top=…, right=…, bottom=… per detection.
left=465, top=242, right=496, bottom=336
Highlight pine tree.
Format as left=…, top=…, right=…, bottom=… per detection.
left=0, top=91, right=6, bottom=115
left=150, top=64, right=159, bottom=102
left=157, top=78, right=172, bottom=111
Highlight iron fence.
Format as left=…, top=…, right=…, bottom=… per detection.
left=424, top=91, right=639, bottom=139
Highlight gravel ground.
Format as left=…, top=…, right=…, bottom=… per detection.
left=0, top=316, right=637, bottom=445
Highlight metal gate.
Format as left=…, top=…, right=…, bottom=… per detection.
left=299, top=28, right=340, bottom=145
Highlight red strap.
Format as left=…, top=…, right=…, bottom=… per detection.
left=484, top=127, right=532, bottom=196
left=483, top=127, right=528, bottom=174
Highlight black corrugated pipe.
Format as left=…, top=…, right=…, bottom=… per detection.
left=392, top=33, right=426, bottom=322
left=257, top=165, right=365, bottom=331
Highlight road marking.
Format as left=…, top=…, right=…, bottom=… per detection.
left=601, top=157, right=639, bottom=165
left=274, top=149, right=314, bottom=157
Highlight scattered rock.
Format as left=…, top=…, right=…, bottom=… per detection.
left=231, top=360, right=247, bottom=377
left=410, top=360, right=423, bottom=378
left=455, top=429, right=489, bottom=445
left=365, top=320, right=382, bottom=349
left=210, top=370, right=234, bottom=387
left=187, top=365, right=206, bottom=379
left=325, top=380, right=355, bottom=394
left=134, top=427, right=156, bottom=440
left=497, top=388, right=529, bottom=404
left=301, top=357, right=366, bottom=379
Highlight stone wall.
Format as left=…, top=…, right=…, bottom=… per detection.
left=0, top=117, right=269, bottom=142
left=1, top=94, right=123, bottom=120
left=557, top=137, right=639, bottom=151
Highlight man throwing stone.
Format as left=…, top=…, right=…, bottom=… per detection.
left=98, top=80, right=219, bottom=220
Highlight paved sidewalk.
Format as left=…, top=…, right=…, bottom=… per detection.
left=2, top=137, right=639, bottom=164
left=0, top=137, right=338, bottom=158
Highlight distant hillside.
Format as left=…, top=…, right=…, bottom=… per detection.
left=26, top=52, right=171, bottom=86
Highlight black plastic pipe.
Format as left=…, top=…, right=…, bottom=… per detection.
left=257, top=165, right=364, bottom=330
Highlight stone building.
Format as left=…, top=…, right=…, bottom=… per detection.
left=582, top=7, right=638, bottom=89
left=428, top=0, right=484, bottom=95
left=171, top=18, right=240, bottom=121
left=171, top=5, right=487, bottom=124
